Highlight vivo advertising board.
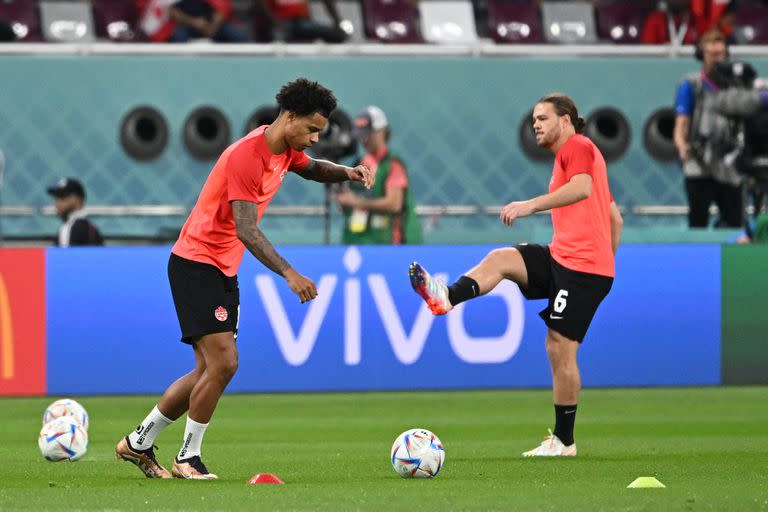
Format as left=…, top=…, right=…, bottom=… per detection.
left=46, top=245, right=721, bottom=394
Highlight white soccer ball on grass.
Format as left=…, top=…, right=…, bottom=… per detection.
left=390, top=428, right=445, bottom=478
left=38, top=416, right=88, bottom=462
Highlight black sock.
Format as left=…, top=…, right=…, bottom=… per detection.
left=447, top=276, right=480, bottom=306
left=553, top=404, right=577, bottom=446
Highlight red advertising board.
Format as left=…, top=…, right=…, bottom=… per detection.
left=0, top=249, right=46, bottom=396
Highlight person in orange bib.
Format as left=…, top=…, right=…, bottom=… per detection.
left=409, top=93, right=623, bottom=457
left=115, top=78, right=374, bottom=480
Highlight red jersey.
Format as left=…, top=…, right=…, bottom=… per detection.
left=549, top=134, right=614, bottom=278
left=172, top=126, right=310, bottom=276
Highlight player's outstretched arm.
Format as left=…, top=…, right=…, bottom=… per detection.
left=294, top=159, right=375, bottom=189
left=233, top=200, right=318, bottom=303
left=500, top=173, right=592, bottom=226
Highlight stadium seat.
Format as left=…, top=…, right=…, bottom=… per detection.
left=309, top=0, right=366, bottom=42
left=0, top=0, right=42, bottom=41
left=540, top=2, right=597, bottom=44
left=733, top=4, right=768, bottom=45
left=487, top=1, right=543, bottom=44
left=92, top=0, right=142, bottom=42
left=419, top=0, right=478, bottom=44
left=39, top=1, right=95, bottom=42
left=595, top=3, right=650, bottom=44
left=362, top=0, right=422, bottom=43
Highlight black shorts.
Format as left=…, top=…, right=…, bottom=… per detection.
left=515, top=244, right=613, bottom=343
left=168, top=253, right=240, bottom=344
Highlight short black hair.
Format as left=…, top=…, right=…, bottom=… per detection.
left=276, top=78, right=337, bottom=118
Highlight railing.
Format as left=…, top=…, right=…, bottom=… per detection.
left=1, top=42, right=768, bottom=58
left=0, top=204, right=757, bottom=217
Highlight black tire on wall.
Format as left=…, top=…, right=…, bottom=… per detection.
left=119, top=106, right=169, bottom=161
left=244, top=105, right=280, bottom=135
left=519, top=110, right=552, bottom=162
left=643, top=107, right=677, bottom=162
left=183, top=106, right=231, bottom=161
left=310, top=108, right=357, bottom=161
left=585, top=107, right=631, bottom=162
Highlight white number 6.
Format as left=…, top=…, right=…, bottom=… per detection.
left=554, top=289, right=568, bottom=313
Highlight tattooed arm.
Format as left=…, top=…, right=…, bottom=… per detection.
left=233, top=200, right=317, bottom=302
left=293, top=158, right=375, bottom=189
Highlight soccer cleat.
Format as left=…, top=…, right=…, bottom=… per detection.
left=409, top=262, right=453, bottom=315
left=115, top=436, right=172, bottom=478
left=522, top=429, right=577, bottom=457
left=172, top=456, right=219, bottom=480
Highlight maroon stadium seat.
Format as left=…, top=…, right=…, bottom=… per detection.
left=92, top=0, right=143, bottom=42
left=0, top=0, right=42, bottom=41
left=362, top=0, right=422, bottom=43
left=595, top=3, right=651, bottom=44
left=734, top=4, right=768, bottom=45
left=487, top=1, right=543, bottom=44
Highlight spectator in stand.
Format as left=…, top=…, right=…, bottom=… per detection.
left=261, top=0, right=348, bottom=43
left=642, top=0, right=701, bottom=45
left=642, top=0, right=734, bottom=45
left=169, top=0, right=248, bottom=42
left=137, top=0, right=248, bottom=42
left=691, top=0, right=734, bottom=41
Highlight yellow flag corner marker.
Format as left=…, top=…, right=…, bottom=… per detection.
left=627, top=477, right=666, bottom=488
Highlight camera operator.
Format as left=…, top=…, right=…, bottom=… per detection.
left=712, top=73, right=768, bottom=242
left=674, top=30, right=743, bottom=228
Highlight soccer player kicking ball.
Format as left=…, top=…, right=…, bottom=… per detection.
left=115, top=78, right=375, bottom=479
left=410, top=93, right=623, bottom=457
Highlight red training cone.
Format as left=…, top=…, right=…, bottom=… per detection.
left=248, top=473, right=284, bottom=485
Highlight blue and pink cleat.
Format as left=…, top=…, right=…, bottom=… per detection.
left=408, top=262, right=453, bottom=315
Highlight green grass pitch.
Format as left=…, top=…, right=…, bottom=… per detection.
left=2, top=387, right=767, bottom=511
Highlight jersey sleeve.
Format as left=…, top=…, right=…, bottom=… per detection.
left=675, top=80, right=694, bottom=116
left=227, top=143, right=263, bottom=203
left=288, top=149, right=310, bottom=171
left=561, top=139, right=595, bottom=181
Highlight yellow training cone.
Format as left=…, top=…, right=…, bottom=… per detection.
left=627, top=477, right=666, bottom=488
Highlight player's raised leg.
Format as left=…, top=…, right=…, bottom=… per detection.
left=172, top=331, right=238, bottom=480
left=409, top=248, right=529, bottom=315
left=523, top=328, right=579, bottom=457
left=115, top=343, right=207, bottom=478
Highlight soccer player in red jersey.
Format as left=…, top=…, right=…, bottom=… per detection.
left=116, top=78, right=374, bottom=479
left=410, top=93, right=623, bottom=457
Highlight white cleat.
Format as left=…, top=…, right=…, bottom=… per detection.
left=522, top=429, right=577, bottom=457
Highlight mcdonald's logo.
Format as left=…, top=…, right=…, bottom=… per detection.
left=0, top=248, right=46, bottom=396
left=0, top=273, right=14, bottom=380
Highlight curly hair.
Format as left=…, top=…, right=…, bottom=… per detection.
left=276, top=78, right=337, bottom=118
left=538, top=93, right=586, bottom=134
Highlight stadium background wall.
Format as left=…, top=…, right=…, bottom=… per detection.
left=4, top=244, right=756, bottom=396
left=0, top=56, right=766, bottom=242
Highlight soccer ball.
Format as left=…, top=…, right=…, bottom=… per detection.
left=38, top=417, right=88, bottom=462
left=390, top=428, right=445, bottom=478
left=43, top=399, right=89, bottom=431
